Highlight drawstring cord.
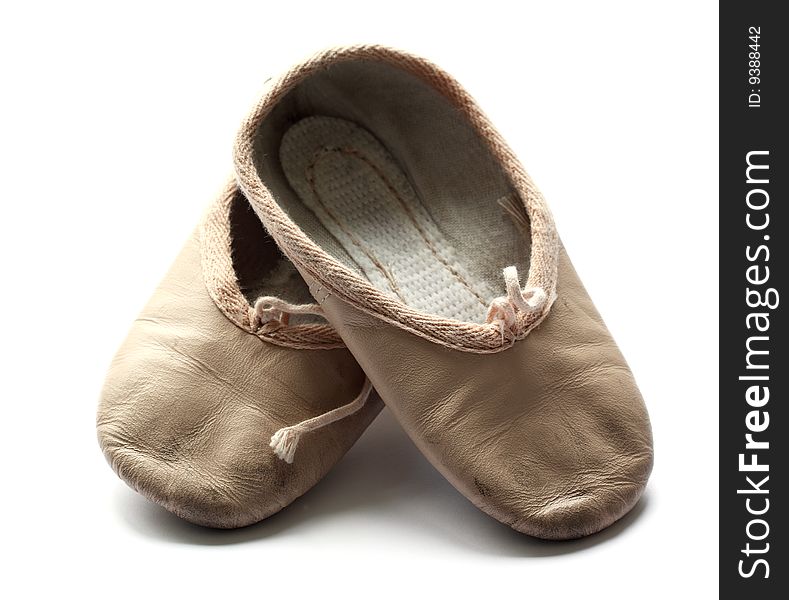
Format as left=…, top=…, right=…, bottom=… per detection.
left=270, top=378, right=373, bottom=463
left=249, top=295, right=372, bottom=464
left=249, top=296, right=325, bottom=331
left=487, top=195, right=552, bottom=341
left=486, top=266, right=548, bottom=340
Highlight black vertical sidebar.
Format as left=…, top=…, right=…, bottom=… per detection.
left=720, top=3, right=787, bottom=597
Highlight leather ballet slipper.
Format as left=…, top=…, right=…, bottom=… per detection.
left=97, top=181, right=382, bottom=528
left=233, top=45, right=653, bottom=539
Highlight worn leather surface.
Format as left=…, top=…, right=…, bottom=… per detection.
left=97, top=230, right=382, bottom=528
left=310, top=247, right=653, bottom=540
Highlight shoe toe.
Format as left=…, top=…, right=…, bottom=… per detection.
left=507, top=388, right=653, bottom=540
left=97, top=330, right=287, bottom=528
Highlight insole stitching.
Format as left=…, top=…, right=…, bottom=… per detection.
left=316, top=146, right=488, bottom=308
left=280, top=116, right=496, bottom=322
left=305, top=148, right=407, bottom=302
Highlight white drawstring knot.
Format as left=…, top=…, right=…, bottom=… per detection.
left=249, top=296, right=324, bottom=332
left=270, top=378, right=374, bottom=463
left=486, top=266, right=547, bottom=339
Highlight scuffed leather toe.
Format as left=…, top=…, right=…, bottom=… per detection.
left=98, top=232, right=381, bottom=528
left=510, top=448, right=652, bottom=540
left=499, top=389, right=653, bottom=540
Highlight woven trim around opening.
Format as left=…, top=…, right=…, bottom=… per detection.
left=234, top=45, right=559, bottom=354
left=199, top=180, right=345, bottom=350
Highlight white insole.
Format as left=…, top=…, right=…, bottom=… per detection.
left=280, top=116, right=496, bottom=322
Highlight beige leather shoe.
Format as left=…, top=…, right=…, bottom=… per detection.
left=234, top=46, right=653, bottom=540
left=97, top=181, right=382, bottom=528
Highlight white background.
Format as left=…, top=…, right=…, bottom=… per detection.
left=0, top=1, right=718, bottom=597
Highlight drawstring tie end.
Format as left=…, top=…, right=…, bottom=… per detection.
left=269, top=378, right=374, bottom=464
left=269, top=426, right=305, bottom=464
